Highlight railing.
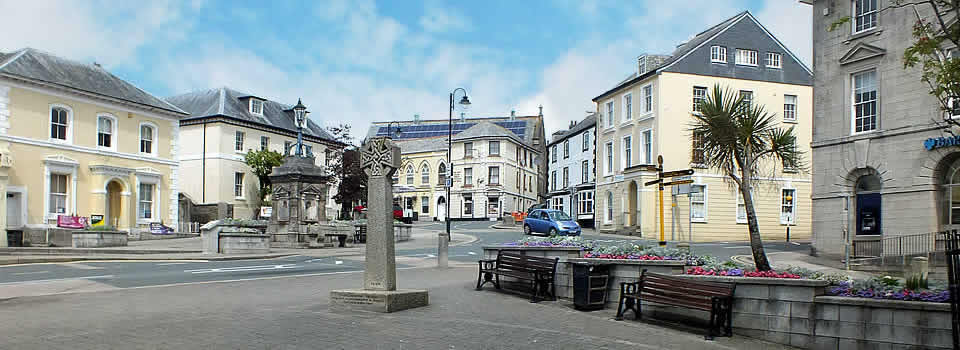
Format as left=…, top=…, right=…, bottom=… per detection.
left=179, top=222, right=202, bottom=234
left=852, top=231, right=947, bottom=258
left=941, top=230, right=960, bottom=349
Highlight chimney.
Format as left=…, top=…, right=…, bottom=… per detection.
left=460, top=112, right=465, bottom=123
left=413, top=114, right=421, bottom=124
left=510, top=109, right=516, bottom=120
left=569, top=120, right=576, bottom=129
left=538, top=105, right=543, bottom=117
left=93, top=62, right=101, bottom=68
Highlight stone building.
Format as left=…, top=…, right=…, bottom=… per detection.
left=805, top=1, right=956, bottom=257
left=546, top=113, right=597, bottom=227
left=591, top=11, right=813, bottom=241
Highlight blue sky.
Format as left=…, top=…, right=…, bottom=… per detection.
left=0, top=0, right=811, bottom=141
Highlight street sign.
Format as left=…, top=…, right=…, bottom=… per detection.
left=644, top=179, right=661, bottom=186
left=661, top=169, right=694, bottom=178
left=445, top=178, right=452, bottom=188
left=662, top=179, right=694, bottom=187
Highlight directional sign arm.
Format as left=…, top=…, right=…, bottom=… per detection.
left=662, top=179, right=695, bottom=186
left=661, top=169, right=695, bottom=178
left=644, top=179, right=662, bottom=186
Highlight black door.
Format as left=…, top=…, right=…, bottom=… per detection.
left=856, top=193, right=882, bottom=235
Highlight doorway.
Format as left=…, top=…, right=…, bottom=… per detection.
left=437, top=196, right=446, bottom=221
left=627, top=181, right=638, bottom=227
left=106, top=180, right=123, bottom=228
left=6, top=191, right=22, bottom=228
left=855, top=174, right=882, bottom=235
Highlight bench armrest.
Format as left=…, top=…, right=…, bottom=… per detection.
left=478, top=259, right=497, bottom=270
left=619, top=281, right=640, bottom=295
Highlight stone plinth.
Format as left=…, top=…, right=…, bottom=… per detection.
left=330, top=289, right=429, bottom=313
left=218, top=233, right=270, bottom=254
left=72, top=230, right=128, bottom=248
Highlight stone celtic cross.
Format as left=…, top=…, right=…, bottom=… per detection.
left=361, top=137, right=401, bottom=178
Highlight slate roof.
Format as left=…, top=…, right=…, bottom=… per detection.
left=365, top=115, right=542, bottom=146
left=548, top=113, right=597, bottom=147
left=395, top=138, right=448, bottom=154
left=164, top=87, right=336, bottom=142
left=0, top=48, right=186, bottom=115
left=452, top=121, right=524, bottom=144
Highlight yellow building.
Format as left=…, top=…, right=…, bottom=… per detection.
left=0, top=48, right=189, bottom=244
left=592, top=12, right=813, bottom=242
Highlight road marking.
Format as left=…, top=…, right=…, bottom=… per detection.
left=305, top=259, right=323, bottom=263
left=156, top=262, right=189, bottom=266
left=426, top=254, right=436, bottom=258
left=335, top=261, right=343, bottom=265
left=12, top=271, right=49, bottom=275
left=723, top=246, right=752, bottom=249
left=791, top=242, right=801, bottom=246
left=184, top=264, right=300, bottom=274
left=59, top=263, right=104, bottom=270
left=467, top=252, right=477, bottom=255
left=0, top=275, right=114, bottom=286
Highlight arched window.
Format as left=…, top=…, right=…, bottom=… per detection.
left=438, top=163, right=447, bottom=185
left=405, top=165, right=414, bottom=185
left=421, top=164, right=430, bottom=185
left=856, top=174, right=882, bottom=193
left=97, top=115, right=116, bottom=149
left=140, top=123, right=157, bottom=155
left=944, top=160, right=960, bottom=225
left=605, top=191, right=614, bottom=224
left=50, top=105, right=71, bottom=141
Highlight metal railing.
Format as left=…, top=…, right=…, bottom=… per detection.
left=178, top=222, right=202, bottom=234
left=852, top=231, right=946, bottom=258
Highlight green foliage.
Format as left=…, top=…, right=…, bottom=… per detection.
left=244, top=149, right=284, bottom=204
left=906, top=274, right=929, bottom=290
left=85, top=225, right=118, bottom=231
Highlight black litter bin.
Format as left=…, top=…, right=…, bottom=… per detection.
left=572, top=263, right=610, bottom=311
left=413, top=212, right=419, bottom=221
left=7, top=230, right=23, bottom=247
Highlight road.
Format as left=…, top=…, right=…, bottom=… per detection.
left=0, top=221, right=810, bottom=290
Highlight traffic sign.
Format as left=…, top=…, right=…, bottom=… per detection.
left=662, top=179, right=694, bottom=186
left=445, top=178, right=452, bottom=188
left=662, top=169, right=694, bottom=178
left=644, top=179, right=661, bottom=186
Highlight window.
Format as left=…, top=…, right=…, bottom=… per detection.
left=50, top=107, right=69, bottom=141
left=464, top=167, right=473, bottom=185
left=642, top=130, right=652, bottom=164
left=421, top=196, right=430, bottom=214
left=605, top=142, right=614, bottom=175
left=421, top=164, right=430, bottom=185
left=605, top=101, right=615, bottom=127
left=562, top=167, right=569, bottom=188
left=582, top=160, right=589, bottom=184
left=392, top=172, right=399, bottom=184
left=624, top=93, right=633, bottom=121
left=736, top=188, right=748, bottom=224
left=710, top=46, right=727, bottom=63
left=284, top=141, right=292, bottom=154
left=853, top=70, right=878, bottom=133
left=406, top=165, right=414, bottom=185
left=766, top=52, right=782, bottom=68
left=781, top=188, right=796, bottom=224
left=578, top=192, right=594, bottom=214
left=235, top=131, right=245, bottom=151
left=853, top=0, right=878, bottom=33
left=582, top=132, right=590, bottom=151
left=438, top=163, right=447, bottom=185
left=784, top=95, right=798, bottom=122
left=261, top=136, right=269, bottom=151
left=489, top=141, right=500, bottom=156
left=739, top=90, right=753, bottom=112
left=605, top=191, right=614, bottom=223
left=623, top=135, right=633, bottom=168
left=693, top=86, right=708, bottom=113
left=140, top=124, right=155, bottom=154
left=735, top=49, right=758, bottom=66
left=139, top=183, right=154, bottom=219
left=551, top=197, right=563, bottom=211
left=551, top=171, right=557, bottom=190
left=464, top=194, right=473, bottom=215
left=97, top=116, right=113, bottom=148
left=464, top=142, right=474, bottom=158
left=783, top=139, right=798, bottom=171
left=690, top=185, right=707, bottom=222
left=563, top=140, right=569, bottom=158
left=643, top=85, right=653, bottom=113
left=517, top=171, right=521, bottom=189
left=516, top=147, right=521, bottom=163
left=552, top=145, right=558, bottom=163
left=48, top=174, right=68, bottom=214
left=250, top=99, right=263, bottom=115
left=691, top=132, right=705, bottom=165
left=234, top=173, right=244, bottom=198
left=305, top=145, right=312, bottom=156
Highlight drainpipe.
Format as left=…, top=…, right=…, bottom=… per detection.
left=202, top=123, right=206, bottom=203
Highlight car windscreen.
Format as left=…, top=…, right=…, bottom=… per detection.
left=548, top=211, right=572, bottom=221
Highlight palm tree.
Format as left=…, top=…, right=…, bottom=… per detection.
left=689, top=84, right=803, bottom=271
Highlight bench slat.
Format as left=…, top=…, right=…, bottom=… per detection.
left=644, top=274, right=734, bottom=294
left=642, top=279, right=734, bottom=298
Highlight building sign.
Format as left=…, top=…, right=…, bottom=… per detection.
left=924, top=135, right=960, bottom=150
left=57, top=215, right=87, bottom=229
left=260, top=206, right=273, bottom=218
left=90, top=215, right=105, bottom=227
left=150, top=222, right=174, bottom=235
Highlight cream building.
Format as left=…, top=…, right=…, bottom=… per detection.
left=367, top=113, right=546, bottom=221
left=0, top=48, right=190, bottom=245
left=592, top=12, right=813, bottom=242
left=166, top=88, right=345, bottom=221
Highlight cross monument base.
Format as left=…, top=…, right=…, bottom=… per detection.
left=329, top=288, right=429, bottom=313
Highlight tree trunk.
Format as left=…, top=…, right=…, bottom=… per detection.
left=740, top=167, right=772, bottom=271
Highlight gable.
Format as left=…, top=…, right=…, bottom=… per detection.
left=661, top=13, right=812, bottom=86
left=839, top=43, right=886, bottom=65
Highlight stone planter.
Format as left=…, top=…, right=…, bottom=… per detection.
left=218, top=233, right=270, bottom=254
left=811, top=296, right=952, bottom=349
left=481, top=245, right=587, bottom=261
left=394, top=223, right=412, bottom=242
left=72, top=230, right=128, bottom=248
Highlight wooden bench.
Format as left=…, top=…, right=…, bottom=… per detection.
left=616, top=270, right=735, bottom=340
left=476, top=251, right=559, bottom=302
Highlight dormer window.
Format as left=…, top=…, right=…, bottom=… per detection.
left=766, top=52, right=782, bottom=69
left=710, top=46, right=727, bottom=63
left=250, top=99, right=263, bottom=115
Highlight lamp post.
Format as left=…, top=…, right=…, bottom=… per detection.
left=443, top=88, right=471, bottom=268
left=293, top=99, right=307, bottom=157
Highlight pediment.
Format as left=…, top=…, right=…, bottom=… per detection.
left=301, top=184, right=324, bottom=196
left=272, top=185, right=290, bottom=198
left=839, top=42, right=886, bottom=65
left=44, top=154, right=79, bottom=166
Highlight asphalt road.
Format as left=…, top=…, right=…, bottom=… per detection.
left=0, top=221, right=810, bottom=290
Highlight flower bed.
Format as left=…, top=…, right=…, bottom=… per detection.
left=502, top=236, right=594, bottom=249
left=825, top=276, right=950, bottom=303
left=583, top=253, right=672, bottom=260
left=686, top=266, right=802, bottom=278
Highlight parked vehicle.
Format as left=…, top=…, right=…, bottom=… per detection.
left=393, top=204, right=403, bottom=220
left=523, top=209, right=581, bottom=236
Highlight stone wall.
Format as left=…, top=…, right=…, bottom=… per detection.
left=218, top=233, right=270, bottom=254
left=201, top=220, right=269, bottom=254
left=72, top=230, right=128, bottom=248
left=812, top=296, right=951, bottom=349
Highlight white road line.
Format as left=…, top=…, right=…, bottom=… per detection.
left=184, top=264, right=300, bottom=274
left=305, top=259, right=323, bottom=263
left=790, top=242, right=801, bottom=246
left=12, top=271, right=49, bottom=275
left=467, top=252, right=477, bottom=255
left=723, top=246, right=752, bottom=249
left=0, top=275, right=114, bottom=286
left=334, top=261, right=343, bottom=265
left=155, top=262, right=188, bottom=266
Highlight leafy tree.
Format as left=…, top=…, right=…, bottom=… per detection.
left=831, top=1, right=960, bottom=126
left=689, top=85, right=804, bottom=271
left=244, top=149, right=284, bottom=209
left=325, top=123, right=353, bottom=185
left=333, top=148, right=367, bottom=219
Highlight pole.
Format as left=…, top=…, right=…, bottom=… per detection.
left=843, top=196, right=850, bottom=270
left=658, top=155, right=665, bottom=246
left=441, top=92, right=453, bottom=268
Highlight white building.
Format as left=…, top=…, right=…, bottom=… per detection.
left=546, top=114, right=596, bottom=227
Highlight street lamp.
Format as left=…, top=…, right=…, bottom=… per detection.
left=442, top=88, right=470, bottom=268
left=293, top=98, right=307, bottom=157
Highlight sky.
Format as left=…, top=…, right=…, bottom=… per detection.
left=0, top=0, right=812, bottom=143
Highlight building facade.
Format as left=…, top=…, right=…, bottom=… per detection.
left=546, top=114, right=596, bottom=227
left=166, top=88, right=344, bottom=221
left=367, top=113, right=546, bottom=221
left=0, top=48, right=189, bottom=243
left=807, top=1, right=954, bottom=257
left=592, top=11, right=814, bottom=242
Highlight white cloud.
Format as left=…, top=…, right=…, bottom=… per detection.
left=419, top=2, right=472, bottom=33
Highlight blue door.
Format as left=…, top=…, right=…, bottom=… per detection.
left=856, top=193, right=881, bottom=235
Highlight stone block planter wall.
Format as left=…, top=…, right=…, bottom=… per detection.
left=218, top=233, right=270, bottom=254
left=811, top=296, right=952, bottom=349
left=72, top=230, right=128, bottom=248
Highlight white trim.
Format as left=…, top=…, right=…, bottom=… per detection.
left=43, top=155, right=79, bottom=221
left=603, top=99, right=616, bottom=129
left=0, top=78, right=184, bottom=120
left=710, top=45, right=727, bottom=63
left=690, top=183, right=708, bottom=223
left=622, top=92, right=633, bottom=121
left=234, top=172, right=246, bottom=199
left=640, top=128, right=653, bottom=165
left=0, top=134, right=176, bottom=166
left=765, top=52, right=782, bottom=69
left=642, top=84, right=653, bottom=114
left=135, top=175, right=160, bottom=224
left=735, top=187, right=748, bottom=224
left=0, top=49, right=29, bottom=71
left=735, top=49, right=759, bottom=66
left=138, top=121, right=159, bottom=157
left=169, top=120, right=179, bottom=228
left=180, top=152, right=247, bottom=162
left=851, top=0, right=878, bottom=35
left=603, top=141, right=614, bottom=177
left=780, top=186, right=797, bottom=225
left=622, top=134, right=633, bottom=170
left=48, top=103, right=74, bottom=144
left=744, top=12, right=813, bottom=75
left=604, top=190, right=614, bottom=224
left=249, top=98, right=264, bottom=115
left=96, top=113, right=119, bottom=152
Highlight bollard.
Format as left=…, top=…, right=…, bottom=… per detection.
left=438, top=232, right=449, bottom=268
left=786, top=226, right=790, bottom=242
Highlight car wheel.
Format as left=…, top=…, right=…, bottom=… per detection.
left=549, top=228, right=557, bottom=236
left=524, top=225, right=532, bottom=235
